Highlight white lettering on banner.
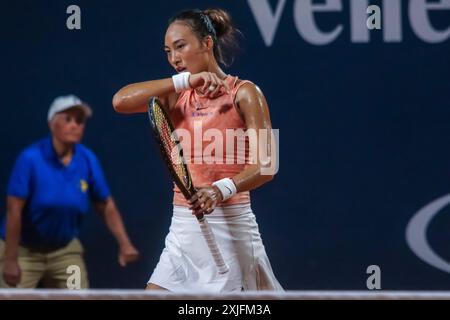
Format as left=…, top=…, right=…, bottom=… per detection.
left=410, top=0, right=450, bottom=43
left=247, top=0, right=287, bottom=47
left=294, top=0, right=343, bottom=45
left=383, top=0, right=402, bottom=42
left=406, top=194, right=450, bottom=273
left=247, top=0, right=450, bottom=46
left=351, top=0, right=370, bottom=42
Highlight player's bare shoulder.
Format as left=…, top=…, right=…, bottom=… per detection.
left=235, top=80, right=267, bottom=113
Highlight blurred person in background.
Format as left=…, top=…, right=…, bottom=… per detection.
left=0, top=95, right=139, bottom=288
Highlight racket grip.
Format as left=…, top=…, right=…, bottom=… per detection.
left=197, top=215, right=229, bottom=274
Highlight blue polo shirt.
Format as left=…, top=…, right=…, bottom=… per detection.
left=1, top=137, right=111, bottom=249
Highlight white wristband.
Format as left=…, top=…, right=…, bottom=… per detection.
left=212, top=178, right=237, bottom=201
left=172, top=72, right=191, bottom=93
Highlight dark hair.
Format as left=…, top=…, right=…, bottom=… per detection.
left=168, top=8, right=241, bottom=67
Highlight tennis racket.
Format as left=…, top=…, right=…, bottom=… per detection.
left=147, top=97, right=229, bottom=274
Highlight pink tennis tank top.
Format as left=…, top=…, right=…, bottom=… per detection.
left=170, top=75, right=251, bottom=207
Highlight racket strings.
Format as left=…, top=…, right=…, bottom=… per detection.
left=152, top=104, right=192, bottom=191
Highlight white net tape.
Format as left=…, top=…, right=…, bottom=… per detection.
left=0, top=290, right=450, bottom=300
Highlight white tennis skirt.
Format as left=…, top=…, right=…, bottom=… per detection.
left=148, top=203, right=283, bottom=292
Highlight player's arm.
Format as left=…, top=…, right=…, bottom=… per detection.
left=112, top=72, right=229, bottom=114
left=231, top=82, right=276, bottom=192
left=112, top=79, right=179, bottom=114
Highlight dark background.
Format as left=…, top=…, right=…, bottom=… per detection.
left=1, top=0, right=449, bottom=289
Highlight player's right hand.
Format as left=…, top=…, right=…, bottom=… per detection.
left=188, top=72, right=230, bottom=98
left=188, top=186, right=222, bottom=216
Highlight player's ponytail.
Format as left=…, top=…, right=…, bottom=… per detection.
left=203, top=8, right=240, bottom=67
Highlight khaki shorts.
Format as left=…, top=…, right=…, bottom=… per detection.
left=0, top=238, right=89, bottom=289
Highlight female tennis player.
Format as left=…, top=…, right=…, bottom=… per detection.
left=113, top=8, right=282, bottom=292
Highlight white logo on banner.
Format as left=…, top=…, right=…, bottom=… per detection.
left=406, top=194, right=450, bottom=273
left=247, top=0, right=450, bottom=46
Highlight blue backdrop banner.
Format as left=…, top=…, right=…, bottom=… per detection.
left=1, top=0, right=449, bottom=289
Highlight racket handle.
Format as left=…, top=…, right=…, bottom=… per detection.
left=196, top=215, right=229, bottom=274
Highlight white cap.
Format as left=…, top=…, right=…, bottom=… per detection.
left=47, top=95, right=93, bottom=122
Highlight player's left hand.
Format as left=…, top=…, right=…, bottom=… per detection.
left=118, top=243, right=140, bottom=267
left=188, top=186, right=223, bottom=216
